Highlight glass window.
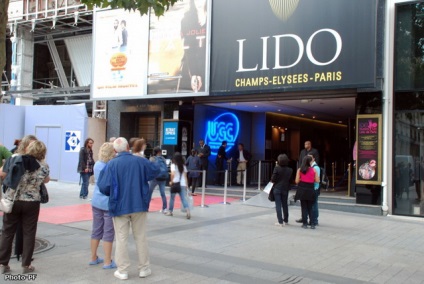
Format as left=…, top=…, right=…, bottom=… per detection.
left=395, top=3, right=424, bottom=91
left=394, top=2, right=424, bottom=216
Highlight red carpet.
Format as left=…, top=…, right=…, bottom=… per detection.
left=36, top=195, right=238, bottom=224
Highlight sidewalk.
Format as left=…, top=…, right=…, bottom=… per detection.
left=1, top=180, right=424, bottom=283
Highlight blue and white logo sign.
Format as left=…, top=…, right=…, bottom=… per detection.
left=205, top=112, right=240, bottom=156
left=163, top=121, right=178, bottom=145
left=65, top=131, right=81, bottom=152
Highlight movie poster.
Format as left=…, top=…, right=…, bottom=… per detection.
left=148, top=0, right=209, bottom=95
left=91, top=9, right=149, bottom=99
left=356, top=114, right=382, bottom=185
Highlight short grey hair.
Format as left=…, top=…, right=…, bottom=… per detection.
left=113, top=137, right=129, bottom=153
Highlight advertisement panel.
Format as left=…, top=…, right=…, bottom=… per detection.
left=356, top=114, right=382, bottom=185
left=211, top=0, right=377, bottom=94
left=163, top=121, right=179, bottom=145
left=91, top=9, right=149, bottom=99
left=148, top=0, right=210, bottom=96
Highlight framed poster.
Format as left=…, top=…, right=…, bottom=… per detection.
left=356, top=114, right=382, bottom=185
left=163, top=121, right=178, bottom=145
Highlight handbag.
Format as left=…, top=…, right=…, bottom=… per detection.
left=0, top=187, right=19, bottom=214
left=268, top=187, right=275, bottom=202
left=170, top=170, right=182, bottom=194
left=40, top=183, right=49, bottom=204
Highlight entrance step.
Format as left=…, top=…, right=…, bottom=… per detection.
left=318, top=194, right=356, bottom=204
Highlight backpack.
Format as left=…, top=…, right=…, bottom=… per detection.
left=313, top=165, right=329, bottom=193
left=155, top=156, right=169, bottom=181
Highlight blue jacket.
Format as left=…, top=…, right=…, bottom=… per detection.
left=97, top=152, right=160, bottom=217
left=91, top=161, right=109, bottom=211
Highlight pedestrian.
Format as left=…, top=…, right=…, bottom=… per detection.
left=0, top=144, right=12, bottom=167
left=296, top=140, right=319, bottom=224
left=148, top=147, right=168, bottom=213
left=89, top=142, right=117, bottom=269
left=0, top=140, right=50, bottom=274
left=197, top=139, right=211, bottom=186
left=294, top=155, right=319, bottom=229
left=97, top=137, right=160, bottom=280
left=1, top=135, right=38, bottom=262
left=186, top=149, right=201, bottom=195
left=77, top=138, right=94, bottom=199
left=309, top=153, right=320, bottom=226
left=215, top=141, right=230, bottom=186
left=132, top=138, right=147, bottom=158
left=271, top=154, right=293, bottom=226
left=235, top=143, right=251, bottom=186
left=298, top=140, right=320, bottom=166
left=165, top=152, right=191, bottom=219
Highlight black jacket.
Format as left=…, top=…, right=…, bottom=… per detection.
left=3, top=155, right=40, bottom=189
left=271, top=165, right=293, bottom=193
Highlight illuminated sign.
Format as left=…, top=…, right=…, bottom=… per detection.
left=163, top=121, right=178, bottom=145
left=205, top=112, right=240, bottom=155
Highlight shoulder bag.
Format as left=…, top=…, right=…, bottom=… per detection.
left=170, top=170, right=182, bottom=194
left=40, top=183, right=49, bottom=204
left=0, top=185, right=19, bottom=214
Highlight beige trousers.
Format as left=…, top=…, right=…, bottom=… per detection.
left=113, top=212, right=150, bottom=274
left=237, top=162, right=247, bottom=184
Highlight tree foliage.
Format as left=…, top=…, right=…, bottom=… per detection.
left=81, top=0, right=179, bottom=17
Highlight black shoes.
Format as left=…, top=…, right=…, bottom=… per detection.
left=295, top=218, right=303, bottom=223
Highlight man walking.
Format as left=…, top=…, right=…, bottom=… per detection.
left=235, top=143, right=251, bottom=186
left=98, top=137, right=160, bottom=280
left=149, top=147, right=168, bottom=213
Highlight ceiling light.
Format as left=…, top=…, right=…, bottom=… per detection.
left=300, top=114, right=304, bottom=116
left=312, top=116, right=316, bottom=119
left=300, top=99, right=312, bottom=103
left=254, top=105, right=258, bottom=108
left=277, top=109, right=281, bottom=111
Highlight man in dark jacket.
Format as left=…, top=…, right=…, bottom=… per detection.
left=298, top=140, right=320, bottom=166
left=98, top=137, right=160, bottom=280
left=215, top=141, right=230, bottom=186
left=197, top=139, right=211, bottom=186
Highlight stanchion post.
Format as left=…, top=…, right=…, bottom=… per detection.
left=222, top=170, right=230, bottom=205
left=332, top=162, right=335, bottom=189
left=200, top=170, right=208, bottom=208
left=242, top=169, right=247, bottom=202
left=257, top=160, right=262, bottom=191
left=347, top=163, right=351, bottom=197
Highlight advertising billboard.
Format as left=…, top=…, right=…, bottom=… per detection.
left=148, top=0, right=210, bottom=97
left=163, top=121, right=179, bottom=145
left=91, top=9, right=149, bottom=100
left=356, top=114, right=382, bottom=185
left=211, top=0, right=377, bottom=94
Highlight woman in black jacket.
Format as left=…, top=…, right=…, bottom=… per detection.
left=77, top=138, right=94, bottom=199
left=271, top=154, right=293, bottom=226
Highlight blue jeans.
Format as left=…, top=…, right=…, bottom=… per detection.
left=80, top=173, right=91, bottom=198
left=149, top=179, right=167, bottom=210
left=274, top=190, right=289, bottom=224
left=312, top=190, right=319, bottom=225
left=169, top=186, right=189, bottom=212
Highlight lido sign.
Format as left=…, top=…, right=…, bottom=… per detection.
left=205, top=112, right=240, bottom=156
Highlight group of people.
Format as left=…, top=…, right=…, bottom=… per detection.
left=78, top=136, right=193, bottom=280
left=0, top=135, right=50, bottom=274
left=271, top=140, right=321, bottom=229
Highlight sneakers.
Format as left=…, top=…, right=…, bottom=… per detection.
left=114, top=270, right=129, bottom=280
left=161, top=209, right=169, bottom=214
left=139, top=268, right=152, bottom=278
left=186, top=210, right=191, bottom=220
left=301, top=224, right=308, bottom=229
left=103, top=260, right=117, bottom=269
left=165, top=211, right=173, bottom=216
left=274, top=222, right=285, bottom=227
left=311, top=225, right=316, bottom=229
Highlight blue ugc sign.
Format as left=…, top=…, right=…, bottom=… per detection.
left=163, top=121, right=178, bottom=145
left=205, top=112, right=240, bottom=156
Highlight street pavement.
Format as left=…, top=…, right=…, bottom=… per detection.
left=1, top=181, right=424, bottom=283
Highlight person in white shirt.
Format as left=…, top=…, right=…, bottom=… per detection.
left=235, top=143, right=251, bottom=186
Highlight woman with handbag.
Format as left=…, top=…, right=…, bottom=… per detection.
left=0, top=140, right=50, bottom=274
left=271, top=154, right=293, bottom=227
left=165, top=152, right=191, bottom=219
left=294, top=155, right=319, bottom=229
